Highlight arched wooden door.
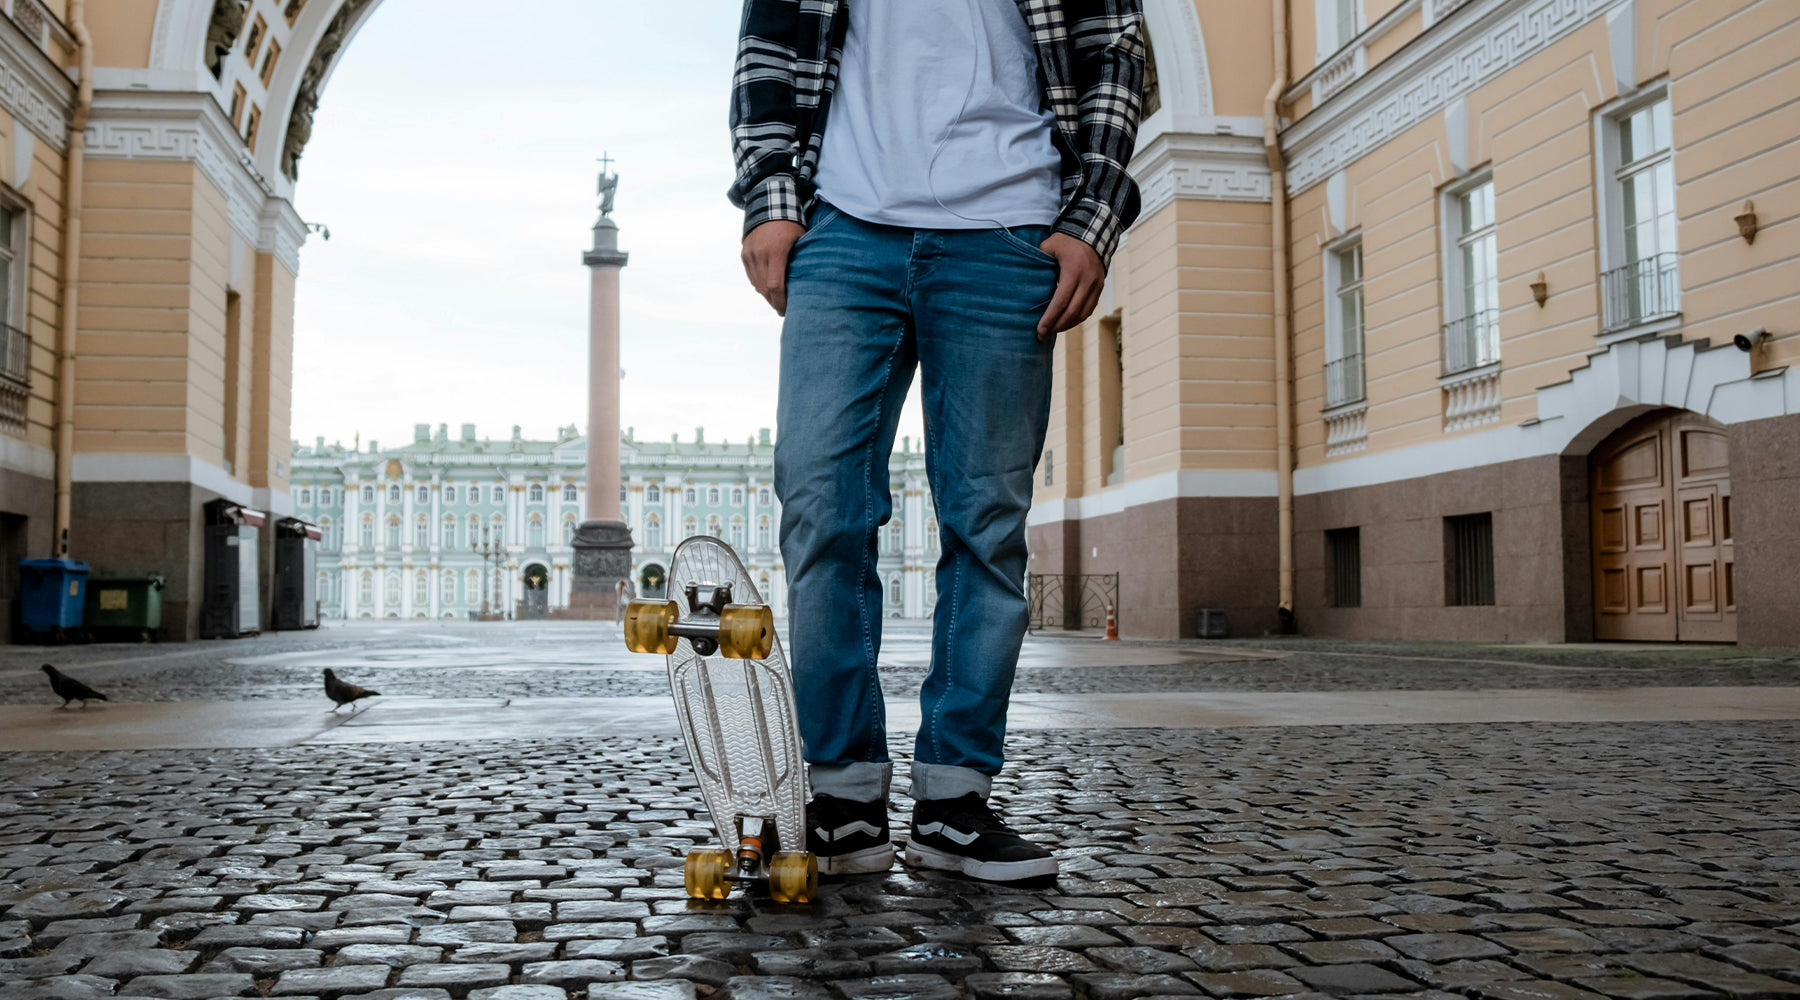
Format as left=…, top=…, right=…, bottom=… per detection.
left=1591, top=410, right=1735, bottom=642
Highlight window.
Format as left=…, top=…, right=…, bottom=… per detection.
left=1044, top=450, right=1054, bottom=487
left=259, top=39, right=281, bottom=86
left=1446, top=513, right=1495, bottom=606
left=1324, top=239, right=1366, bottom=407
left=442, top=570, right=457, bottom=603
left=417, top=485, right=428, bottom=503
left=757, top=516, right=771, bottom=551
left=1443, top=176, right=1500, bottom=374
left=491, top=515, right=504, bottom=544
left=444, top=485, right=456, bottom=504
left=886, top=520, right=903, bottom=554
left=648, top=484, right=662, bottom=504
left=528, top=515, right=545, bottom=549
left=467, top=514, right=480, bottom=546
left=685, top=488, right=697, bottom=506
left=285, top=0, right=307, bottom=25
left=620, top=485, right=627, bottom=504
left=926, top=519, right=940, bottom=557
left=415, top=571, right=428, bottom=606
left=388, top=484, right=401, bottom=505
left=646, top=514, right=663, bottom=549
left=442, top=517, right=457, bottom=548
left=243, top=14, right=268, bottom=64
left=243, top=104, right=262, bottom=153
left=361, top=484, right=374, bottom=505
left=493, top=485, right=505, bottom=505
left=684, top=516, right=697, bottom=539
left=229, top=82, right=247, bottom=129
left=707, top=515, right=722, bottom=538
left=319, top=517, right=333, bottom=551
left=731, top=488, right=744, bottom=506
left=414, top=515, right=428, bottom=549
left=1327, top=528, right=1362, bottom=608
left=1317, top=0, right=1361, bottom=54
left=359, top=572, right=373, bottom=606
left=386, top=517, right=400, bottom=550
left=299, top=488, right=312, bottom=506
left=1602, top=95, right=1679, bottom=332
left=889, top=575, right=903, bottom=607
left=729, top=518, right=746, bottom=550
left=708, top=487, right=721, bottom=506
left=564, top=484, right=578, bottom=502
left=528, top=483, right=544, bottom=503
left=563, top=513, right=577, bottom=544
left=359, top=515, right=373, bottom=549
left=758, top=488, right=771, bottom=507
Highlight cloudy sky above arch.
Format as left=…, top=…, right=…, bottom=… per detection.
left=291, top=0, right=928, bottom=453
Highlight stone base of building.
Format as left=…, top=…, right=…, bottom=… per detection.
left=1028, top=495, right=1281, bottom=640
left=567, top=520, right=634, bottom=621
left=1731, top=412, right=1800, bottom=648
left=0, top=464, right=54, bottom=643
left=70, top=480, right=238, bottom=643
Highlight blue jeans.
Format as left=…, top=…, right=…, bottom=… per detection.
left=775, top=204, right=1058, bottom=804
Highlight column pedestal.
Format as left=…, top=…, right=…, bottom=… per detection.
left=568, top=519, right=633, bottom=619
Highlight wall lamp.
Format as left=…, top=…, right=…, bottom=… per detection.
left=1530, top=271, right=1549, bottom=307
left=1735, top=201, right=1759, bottom=245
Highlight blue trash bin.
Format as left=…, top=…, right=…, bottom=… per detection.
left=21, top=557, right=90, bottom=636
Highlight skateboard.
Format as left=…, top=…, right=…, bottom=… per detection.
left=622, top=535, right=817, bottom=903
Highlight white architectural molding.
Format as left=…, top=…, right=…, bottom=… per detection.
left=86, top=91, right=307, bottom=270
left=149, top=0, right=210, bottom=72
left=1423, top=0, right=1476, bottom=27
left=1442, top=365, right=1503, bottom=430
left=1283, top=0, right=1627, bottom=193
left=73, top=452, right=258, bottom=507
left=0, top=433, right=52, bottom=479
left=1129, top=132, right=1272, bottom=220
left=0, top=10, right=73, bottom=151
left=1296, top=335, right=1800, bottom=496
left=1026, top=468, right=1279, bottom=528
left=1137, top=0, right=1212, bottom=139
left=1311, top=44, right=1364, bottom=106
left=1324, top=403, right=1369, bottom=456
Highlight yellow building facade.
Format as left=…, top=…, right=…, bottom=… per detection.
left=0, top=0, right=1788, bottom=642
left=1035, top=0, right=1800, bottom=646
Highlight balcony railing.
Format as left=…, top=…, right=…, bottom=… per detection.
left=1601, top=253, right=1680, bottom=333
left=1325, top=352, right=1366, bottom=408
left=1443, top=310, right=1500, bottom=375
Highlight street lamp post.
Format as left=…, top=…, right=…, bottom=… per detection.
left=471, top=524, right=504, bottom=618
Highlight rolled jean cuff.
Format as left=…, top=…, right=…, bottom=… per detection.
left=910, top=762, right=992, bottom=802
left=808, top=761, right=891, bottom=803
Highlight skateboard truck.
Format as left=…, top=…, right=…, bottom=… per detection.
left=623, top=581, right=775, bottom=660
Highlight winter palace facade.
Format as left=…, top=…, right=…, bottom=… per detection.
left=290, top=424, right=939, bottom=620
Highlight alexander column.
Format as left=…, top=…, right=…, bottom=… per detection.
left=569, top=158, right=633, bottom=618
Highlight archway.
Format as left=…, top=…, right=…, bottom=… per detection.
left=521, top=562, right=550, bottom=619
left=1590, top=409, right=1734, bottom=643
left=638, top=562, right=666, bottom=600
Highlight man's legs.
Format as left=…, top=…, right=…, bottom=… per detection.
left=775, top=207, right=915, bottom=806
left=909, top=225, right=1058, bottom=799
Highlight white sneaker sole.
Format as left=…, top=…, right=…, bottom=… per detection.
left=817, top=843, right=896, bottom=875
left=904, top=840, right=1060, bottom=882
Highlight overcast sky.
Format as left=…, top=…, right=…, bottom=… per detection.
left=291, top=0, right=925, bottom=453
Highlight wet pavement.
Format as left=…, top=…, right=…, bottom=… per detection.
left=1, top=622, right=1798, bottom=999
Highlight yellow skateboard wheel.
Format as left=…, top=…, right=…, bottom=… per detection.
left=768, top=851, right=818, bottom=904
left=684, top=848, right=733, bottom=900
left=623, top=600, right=680, bottom=655
left=717, top=603, right=775, bottom=660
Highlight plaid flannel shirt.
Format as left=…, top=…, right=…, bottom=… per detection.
left=729, top=0, right=1147, bottom=266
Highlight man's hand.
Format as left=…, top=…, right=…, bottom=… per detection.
left=1037, top=233, right=1105, bottom=340
left=742, top=220, right=807, bottom=317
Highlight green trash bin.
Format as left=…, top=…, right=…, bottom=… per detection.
left=83, top=575, right=166, bottom=642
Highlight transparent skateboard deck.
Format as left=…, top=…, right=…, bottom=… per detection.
left=664, top=535, right=807, bottom=856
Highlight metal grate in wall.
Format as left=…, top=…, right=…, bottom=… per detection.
left=1446, top=512, right=1495, bottom=606
left=1327, top=527, right=1361, bottom=608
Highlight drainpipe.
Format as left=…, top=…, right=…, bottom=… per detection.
left=55, top=0, right=93, bottom=555
left=1263, top=0, right=1294, bottom=624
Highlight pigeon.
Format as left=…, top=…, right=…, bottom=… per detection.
left=323, top=668, right=379, bottom=712
left=41, top=664, right=107, bottom=710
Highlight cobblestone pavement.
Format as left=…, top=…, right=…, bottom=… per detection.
left=4, top=723, right=1800, bottom=1000
left=1, top=623, right=1795, bottom=705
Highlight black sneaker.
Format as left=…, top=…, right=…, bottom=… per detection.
left=905, top=794, right=1058, bottom=881
left=805, top=794, right=895, bottom=875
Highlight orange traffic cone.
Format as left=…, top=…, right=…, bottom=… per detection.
left=1104, top=604, right=1119, bottom=641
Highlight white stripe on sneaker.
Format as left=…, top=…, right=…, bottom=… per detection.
left=915, top=821, right=980, bottom=846
left=813, top=820, right=884, bottom=842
